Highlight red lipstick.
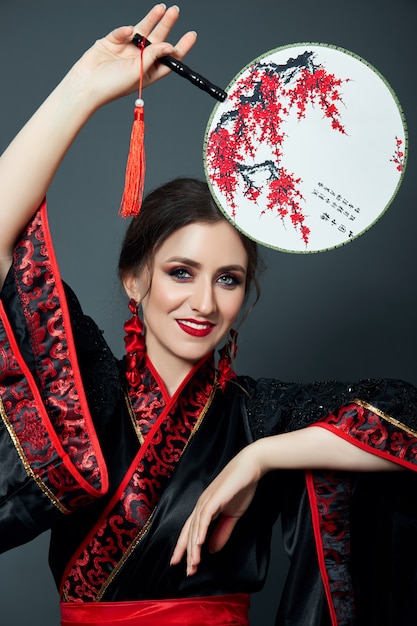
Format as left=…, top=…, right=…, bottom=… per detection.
left=176, top=319, right=215, bottom=337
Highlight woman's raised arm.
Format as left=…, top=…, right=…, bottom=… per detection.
left=0, top=4, right=196, bottom=286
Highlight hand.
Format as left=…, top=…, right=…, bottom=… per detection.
left=70, top=4, right=197, bottom=107
left=170, top=426, right=404, bottom=577
left=170, top=443, right=263, bottom=576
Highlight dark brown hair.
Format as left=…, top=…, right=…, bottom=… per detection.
left=118, top=178, right=261, bottom=306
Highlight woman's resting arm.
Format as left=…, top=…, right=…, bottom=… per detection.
left=171, top=424, right=403, bottom=576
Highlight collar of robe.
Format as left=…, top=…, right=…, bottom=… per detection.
left=61, top=352, right=218, bottom=602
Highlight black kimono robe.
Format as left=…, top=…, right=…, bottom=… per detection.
left=1, top=201, right=417, bottom=625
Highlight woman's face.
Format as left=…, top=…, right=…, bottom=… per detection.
left=126, top=220, right=248, bottom=388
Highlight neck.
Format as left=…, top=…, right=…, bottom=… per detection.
left=145, top=350, right=213, bottom=398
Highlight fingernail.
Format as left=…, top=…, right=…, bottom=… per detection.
left=172, top=5, right=180, bottom=12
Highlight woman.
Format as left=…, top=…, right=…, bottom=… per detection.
left=1, top=5, right=416, bottom=625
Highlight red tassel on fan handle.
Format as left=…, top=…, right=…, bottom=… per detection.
left=119, top=40, right=146, bottom=218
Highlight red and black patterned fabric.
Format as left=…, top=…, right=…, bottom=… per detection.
left=2, top=203, right=417, bottom=625
left=61, top=355, right=216, bottom=602
left=0, top=201, right=109, bottom=551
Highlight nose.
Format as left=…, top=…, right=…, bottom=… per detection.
left=190, top=277, right=217, bottom=316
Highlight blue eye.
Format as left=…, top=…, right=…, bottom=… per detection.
left=169, top=267, right=192, bottom=280
left=217, top=273, right=241, bottom=287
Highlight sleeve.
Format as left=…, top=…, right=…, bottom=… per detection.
left=243, top=376, right=417, bottom=623
left=0, top=200, right=118, bottom=553
left=243, top=375, right=417, bottom=469
left=306, top=377, right=417, bottom=470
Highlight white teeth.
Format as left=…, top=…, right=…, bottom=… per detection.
left=179, top=320, right=211, bottom=329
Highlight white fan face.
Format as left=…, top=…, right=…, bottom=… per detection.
left=204, top=44, right=407, bottom=253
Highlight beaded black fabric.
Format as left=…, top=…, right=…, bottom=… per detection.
left=62, top=283, right=122, bottom=435
left=240, top=375, right=417, bottom=439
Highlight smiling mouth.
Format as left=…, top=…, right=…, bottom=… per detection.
left=176, top=319, right=215, bottom=337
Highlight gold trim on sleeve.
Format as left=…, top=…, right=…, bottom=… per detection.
left=0, top=396, right=69, bottom=514
left=353, top=398, right=417, bottom=439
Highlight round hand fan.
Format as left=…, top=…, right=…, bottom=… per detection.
left=204, top=44, right=407, bottom=253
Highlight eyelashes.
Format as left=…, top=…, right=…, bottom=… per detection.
left=168, top=267, right=242, bottom=287
left=216, top=274, right=241, bottom=287
left=169, top=267, right=192, bottom=280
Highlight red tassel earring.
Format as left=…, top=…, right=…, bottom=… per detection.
left=123, top=299, right=146, bottom=387
left=119, top=37, right=146, bottom=218
left=217, top=329, right=238, bottom=391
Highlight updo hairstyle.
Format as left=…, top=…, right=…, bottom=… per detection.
left=118, top=178, right=261, bottom=305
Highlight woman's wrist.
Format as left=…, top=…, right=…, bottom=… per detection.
left=248, top=434, right=297, bottom=476
left=55, top=61, right=105, bottom=119
left=240, top=439, right=277, bottom=480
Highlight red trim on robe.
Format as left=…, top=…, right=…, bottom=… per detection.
left=314, top=401, right=417, bottom=470
left=306, top=401, right=417, bottom=625
left=0, top=201, right=108, bottom=512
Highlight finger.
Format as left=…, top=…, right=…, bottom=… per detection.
left=186, top=503, right=221, bottom=576
left=171, top=30, right=198, bottom=61
left=141, top=43, right=178, bottom=86
left=187, top=548, right=201, bottom=577
left=133, top=4, right=181, bottom=45
left=106, top=25, right=135, bottom=45
left=132, top=3, right=170, bottom=40
left=142, top=30, right=197, bottom=86
left=189, top=506, right=211, bottom=556
left=170, top=517, right=191, bottom=566
left=170, top=509, right=204, bottom=577
left=208, top=515, right=239, bottom=553
left=187, top=512, right=203, bottom=576
left=145, top=5, right=181, bottom=43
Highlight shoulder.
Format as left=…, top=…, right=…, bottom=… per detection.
left=237, top=375, right=417, bottom=437
left=347, top=377, right=417, bottom=430
left=238, top=375, right=351, bottom=436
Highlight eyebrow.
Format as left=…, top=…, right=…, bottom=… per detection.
left=165, top=256, right=247, bottom=274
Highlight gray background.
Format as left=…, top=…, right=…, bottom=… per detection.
left=0, top=0, right=416, bottom=624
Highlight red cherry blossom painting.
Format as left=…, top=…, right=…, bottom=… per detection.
left=204, top=44, right=407, bottom=253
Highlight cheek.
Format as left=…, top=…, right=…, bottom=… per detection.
left=143, top=280, right=187, bottom=315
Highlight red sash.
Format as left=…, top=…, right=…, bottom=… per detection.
left=60, top=594, right=250, bottom=625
